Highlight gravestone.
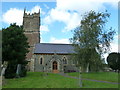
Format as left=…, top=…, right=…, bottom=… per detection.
left=1, top=61, right=8, bottom=76
left=1, top=61, right=8, bottom=87
left=16, top=64, right=21, bottom=78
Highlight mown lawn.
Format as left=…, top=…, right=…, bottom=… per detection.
left=3, top=72, right=118, bottom=88
left=3, top=72, right=78, bottom=88
left=67, top=72, right=118, bottom=82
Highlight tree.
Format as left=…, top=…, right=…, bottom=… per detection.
left=107, top=52, right=120, bottom=72
left=70, top=11, right=115, bottom=72
left=0, top=31, right=1, bottom=53
left=2, top=23, right=29, bottom=78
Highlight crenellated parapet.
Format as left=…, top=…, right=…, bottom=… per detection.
left=23, top=8, right=40, bottom=18
left=24, top=12, right=40, bottom=18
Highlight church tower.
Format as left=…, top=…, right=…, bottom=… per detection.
left=23, top=9, right=40, bottom=60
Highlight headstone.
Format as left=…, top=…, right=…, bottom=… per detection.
left=1, top=68, right=6, bottom=76
left=16, top=64, right=21, bottom=78
left=1, top=61, right=8, bottom=87
left=1, top=61, right=8, bottom=76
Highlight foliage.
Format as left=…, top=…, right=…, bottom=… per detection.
left=0, top=31, right=2, bottom=64
left=107, top=52, right=120, bottom=71
left=19, top=64, right=27, bottom=77
left=70, top=10, right=115, bottom=72
left=2, top=23, right=29, bottom=78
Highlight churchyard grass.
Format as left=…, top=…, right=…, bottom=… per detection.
left=3, top=72, right=78, bottom=88
left=3, top=72, right=118, bottom=88
left=67, top=72, right=118, bottom=82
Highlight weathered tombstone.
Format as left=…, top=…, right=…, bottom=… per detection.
left=1, top=61, right=8, bottom=76
left=1, top=61, right=8, bottom=87
left=16, top=64, right=21, bottom=78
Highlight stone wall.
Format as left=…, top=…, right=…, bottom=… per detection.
left=23, top=12, right=40, bottom=32
left=33, top=54, right=78, bottom=72
left=23, top=10, right=40, bottom=60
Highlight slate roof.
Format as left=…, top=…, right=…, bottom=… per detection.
left=34, top=43, right=75, bottom=54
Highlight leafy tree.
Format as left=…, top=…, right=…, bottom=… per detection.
left=0, top=31, right=2, bottom=73
left=107, top=52, right=120, bottom=72
left=70, top=11, right=115, bottom=72
left=2, top=23, right=29, bottom=78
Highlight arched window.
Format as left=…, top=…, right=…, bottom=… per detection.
left=39, top=57, right=43, bottom=65
left=63, top=57, right=67, bottom=64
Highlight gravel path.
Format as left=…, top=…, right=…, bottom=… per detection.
left=58, top=73, right=120, bottom=85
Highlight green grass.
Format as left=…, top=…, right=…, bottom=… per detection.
left=67, top=72, right=118, bottom=82
left=82, top=80, right=118, bottom=88
left=3, top=72, right=118, bottom=88
left=3, top=72, right=79, bottom=88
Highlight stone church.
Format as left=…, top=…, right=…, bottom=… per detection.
left=23, top=9, right=77, bottom=73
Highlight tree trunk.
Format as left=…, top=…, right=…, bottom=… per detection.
left=79, top=67, right=82, bottom=87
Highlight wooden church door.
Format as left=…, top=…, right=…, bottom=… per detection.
left=53, top=61, right=59, bottom=73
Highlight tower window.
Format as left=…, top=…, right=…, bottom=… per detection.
left=63, top=57, right=67, bottom=64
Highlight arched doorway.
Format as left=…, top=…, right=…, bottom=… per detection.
left=52, top=61, right=59, bottom=73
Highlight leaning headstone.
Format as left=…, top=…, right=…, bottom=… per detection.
left=1, top=61, right=8, bottom=76
left=1, top=61, right=8, bottom=87
left=1, top=68, right=6, bottom=77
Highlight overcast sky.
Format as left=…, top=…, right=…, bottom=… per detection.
left=1, top=0, right=119, bottom=61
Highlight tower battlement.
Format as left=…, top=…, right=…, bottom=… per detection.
left=24, top=11, right=40, bottom=18
left=23, top=8, right=40, bottom=60
left=23, top=9, right=40, bottom=32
